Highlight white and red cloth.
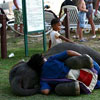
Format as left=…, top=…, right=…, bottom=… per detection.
left=67, top=68, right=98, bottom=92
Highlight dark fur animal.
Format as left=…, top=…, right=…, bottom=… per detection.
left=45, top=42, right=100, bottom=96
left=44, top=42, right=100, bottom=66
left=9, top=42, right=100, bottom=96
left=9, top=61, right=40, bottom=96
left=64, top=54, right=93, bottom=69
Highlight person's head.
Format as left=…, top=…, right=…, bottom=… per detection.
left=44, top=5, right=50, bottom=9
left=51, top=18, right=61, bottom=31
left=27, top=54, right=45, bottom=76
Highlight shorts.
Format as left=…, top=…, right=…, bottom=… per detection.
left=78, top=11, right=86, bottom=28
left=86, top=3, right=93, bottom=18
left=13, top=9, right=23, bottom=24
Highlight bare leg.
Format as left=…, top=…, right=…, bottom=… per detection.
left=20, top=24, right=23, bottom=33
left=14, top=24, right=18, bottom=31
left=14, top=24, right=20, bottom=37
left=79, top=27, right=83, bottom=40
left=76, top=22, right=80, bottom=38
left=88, top=14, right=96, bottom=36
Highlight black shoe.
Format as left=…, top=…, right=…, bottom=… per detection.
left=55, top=81, right=80, bottom=96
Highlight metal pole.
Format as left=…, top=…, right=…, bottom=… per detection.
left=64, top=8, right=70, bottom=39
left=0, top=14, right=7, bottom=59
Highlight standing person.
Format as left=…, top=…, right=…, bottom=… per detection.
left=12, top=0, right=23, bottom=37
left=48, top=18, right=73, bottom=50
left=77, top=0, right=88, bottom=42
left=85, top=0, right=96, bottom=38
left=59, top=0, right=74, bottom=18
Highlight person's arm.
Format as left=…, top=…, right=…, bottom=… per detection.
left=50, top=50, right=81, bottom=61
left=59, top=35, right=74, bottom=43
left=94, top=0, right=100, bottom=16
left=67, top=50, right=81, bottom=57
left=48, top=40, right=51, bottom=51
left=41, top=89, right=50, bottom=95
left=59, top=7, right=62, bottom=18
left=40, top=81, right=51, bottom=95
left=78, top=1, right=88, bottom=12
left=13, top=0, right=19, bottom=10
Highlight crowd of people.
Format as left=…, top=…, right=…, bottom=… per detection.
left=49, top=0, right=100, bottom=44
left=12, top=0, right=100, bottom=41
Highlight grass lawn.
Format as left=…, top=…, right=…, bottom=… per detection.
left=0, top=30, right=100, bottom=100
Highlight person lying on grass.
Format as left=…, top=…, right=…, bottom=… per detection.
left=30, top=50, right=100, bottom=95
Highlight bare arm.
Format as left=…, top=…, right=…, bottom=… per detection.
left=67, top=50, right=81, bottom=57
left=13, top=0, right=19, bottom=10
left=48, top=40, right=51, bottom=51
left=59, top=6, right=62, bottom=18
left=59, top=35, right=74, bottom=43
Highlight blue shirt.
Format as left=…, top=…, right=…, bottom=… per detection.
left=40, top=51, right=70, bottom=90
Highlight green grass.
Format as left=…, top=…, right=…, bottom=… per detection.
left=0, top=30, right=100, bottom=100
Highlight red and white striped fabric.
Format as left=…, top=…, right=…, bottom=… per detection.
left=67, top=69, right=98, bottom=92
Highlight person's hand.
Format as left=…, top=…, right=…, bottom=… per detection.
left=86, top=9, right=88, bottom=12
left=41, top=89, right=50, bottom=95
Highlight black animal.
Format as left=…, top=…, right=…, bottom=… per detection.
left=9, top=42, right=100, bottom=96
left=44, top=42, right=100, bottom=66
left=64, top=54, right=93, bottom=69
left=9, top=61, right=40, bottom=96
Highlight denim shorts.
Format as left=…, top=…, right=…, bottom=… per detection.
left=78, top=11, right=86, bottom=28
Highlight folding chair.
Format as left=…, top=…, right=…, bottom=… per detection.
left=62, top=5, right=100, bottom=33
left=62, top=5, right=79, bottom=30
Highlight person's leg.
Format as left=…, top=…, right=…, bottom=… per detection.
left=14, top=9, right=18, bottom=31
left=19, top=10, right=23, bottom=34
left=14, top=24, right=18, bottom=31
left=79, top=27, right=83, bottom=40
left=78, top=12, right=86, bottom=41
left=88, top=14, right=96, bottom=37
left=75, top=22, right=79, bottom=39
left=55, top=81, right=80, bottom=96
left=20, top=24, right=23, bottom=33
left=14, top=9, right=21, bottom=37
left=78, top=13, right=84, bottom=41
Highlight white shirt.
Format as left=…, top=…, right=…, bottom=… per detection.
left=50, top=30, right=62, bottom=47
left=12, top=0, right=22, bottom=10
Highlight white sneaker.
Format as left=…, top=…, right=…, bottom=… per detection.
left=72, top=35, right=79, bottom=39
left=91, top=35, right=96, bottom=39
